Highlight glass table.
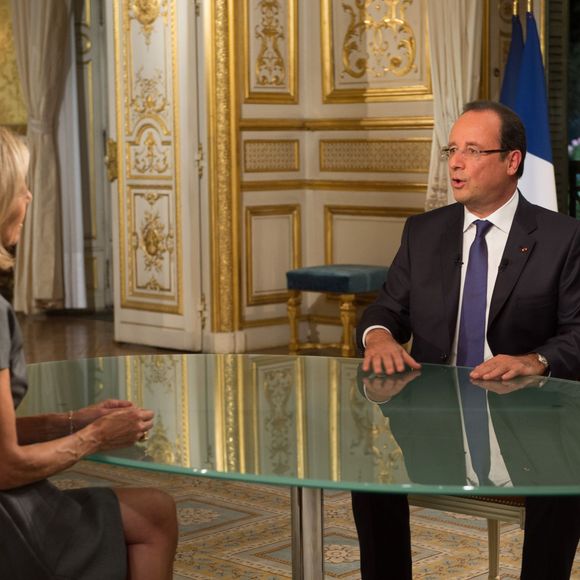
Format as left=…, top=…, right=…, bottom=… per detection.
left=19, top=354, right=580, bottom=579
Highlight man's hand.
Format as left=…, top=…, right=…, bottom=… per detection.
left=361, top=328, right=421, bottom=375
left=469, top=353, right=547, bottom=381
left=470, top=375, right=546, bottom=394
left=362, top=369, right=421, bottom=403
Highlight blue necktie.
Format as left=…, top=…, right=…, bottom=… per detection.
left=457, top=220, right=493, bottom=485
left=457, top=220, right=493, bottom=368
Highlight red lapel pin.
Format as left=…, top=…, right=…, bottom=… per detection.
left=520, top=247, right=529, bottom=253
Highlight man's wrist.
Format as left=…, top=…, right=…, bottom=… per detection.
left=362, top=325, right=391, bottom=347
left=528, top=352, right=550, bottom=375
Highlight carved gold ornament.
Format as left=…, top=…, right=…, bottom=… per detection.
left=132, top=69, right=169, bottom=119
left=143, top=355, right=178, bottom=392
left=135, top=131, right=169, bottom=174
left=341, top=0, right=417, bottom=79
left=129, top=0, right=168, bottom=45
left=133, top=209, right=174, bottom=273
left=263, top=368, right=294, bottom=475
left=138, top=417, right=176, bottom=463
left=255, top=0, right=286, bottom=86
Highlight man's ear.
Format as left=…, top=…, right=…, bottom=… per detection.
left=506, top=150, right=522, bottom=176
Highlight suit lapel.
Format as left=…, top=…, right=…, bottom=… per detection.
left=439, top=205, right=464, bottom=347
left=488, top=195, right=538, bottom=328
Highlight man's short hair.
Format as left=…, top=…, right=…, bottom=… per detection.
left=462, top=100, right=527, bottom=178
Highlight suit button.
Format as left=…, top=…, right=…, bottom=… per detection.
left=440, top=353, right=448, bottom=362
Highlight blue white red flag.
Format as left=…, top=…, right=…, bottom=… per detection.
left=500, top=12, right=557, bottom=211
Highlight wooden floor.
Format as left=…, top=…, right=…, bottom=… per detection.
left=18, top=311, right=181, bottom=364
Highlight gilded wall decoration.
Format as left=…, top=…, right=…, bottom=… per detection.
left=129, top=0, right=169, bottom=45
left=0, top=0, right=27, bottom=127
left=329, top=359, right=406, bottom=483
left=127, top=355, right=190, bottom=466
left=244, top=205, right=301, bottom=306
left=321, top=0, right=431, bottom=102
left=133, top=130, right=170, bottom=175
left=320, top=139, right=431, bottom=173
left=249, top=357, right=305, bottom=477
left=209, top=0, right=239, bottom=333
left=243, top=139, right=299, bottom=173
left=115, top=0, right=182, bottom=314
left=243, top=0, right=298, bottom=103
left=129, top=187, right=175, bottom=296
left=324, top=205, right=421, bottom=264
left=131, top=69, right=170, bottom=131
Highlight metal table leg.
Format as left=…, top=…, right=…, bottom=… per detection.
left=290, top=487, right=324, bottom=579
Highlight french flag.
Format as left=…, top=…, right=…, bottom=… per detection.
left=500, top=11, right=558, bottom=211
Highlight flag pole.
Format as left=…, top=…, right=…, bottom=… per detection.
left=527, top=0, right=533, bottom=13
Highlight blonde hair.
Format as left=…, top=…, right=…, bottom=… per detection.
left=0, top=127, right=29, bottom=271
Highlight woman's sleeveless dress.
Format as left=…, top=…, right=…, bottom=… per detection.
left=0, top=296, right=127, bottom=579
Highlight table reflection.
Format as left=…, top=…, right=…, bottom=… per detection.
left=356, top=365, right=580, bottom=488
left=20, top=354, right=580, bottom=494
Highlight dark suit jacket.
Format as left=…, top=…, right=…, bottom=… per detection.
left=357, top=194, right=580, bottom=380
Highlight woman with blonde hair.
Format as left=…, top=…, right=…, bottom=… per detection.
left=0, top=126, right=178, bottom=579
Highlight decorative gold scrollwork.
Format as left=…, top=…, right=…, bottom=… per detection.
left=341, top=0, right=417, bottom=80
left=255, top=0, right=286, bottom=86
left=263, top=368, right=293, bottom=475
left=132, top=69, right=169, bottom=117
left=142, top=354, right=178, bottom=392
left=129, top=0, right=168, bottom=45
left=139, top=417, right=176, bottom=463
left=133, top=209, right=174, bottom=272
left=134, top=131, right=169, bottom=174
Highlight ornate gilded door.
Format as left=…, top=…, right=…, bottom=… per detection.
left=105, top=0, right=203, bottom=350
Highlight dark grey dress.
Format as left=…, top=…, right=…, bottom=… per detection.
left=0, top=296, right=127, bottom=580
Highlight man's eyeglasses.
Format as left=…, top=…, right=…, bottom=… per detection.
left=440, top=146, right=510, bottom=161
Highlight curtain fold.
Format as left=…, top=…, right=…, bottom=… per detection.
left=10, top=0, right=72, bottom=313
left=425, top=1, right=483, bottom=210
left=58, top=10, right=87, bottom=309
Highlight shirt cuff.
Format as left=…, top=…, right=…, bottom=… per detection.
left=362, top=325, right=392, bottom=348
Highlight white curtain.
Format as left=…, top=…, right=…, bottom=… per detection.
left=11, top=0, right=72, bottom=313
left=425, top=1, right=483, bottom=210
left=58, top=10, right=87, bottom=309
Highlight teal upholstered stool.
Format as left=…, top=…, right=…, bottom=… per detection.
left=286, top=264, right=388, bottom=356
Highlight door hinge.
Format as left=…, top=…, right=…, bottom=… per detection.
left=198, top=293, right=207, bottom=330
left=195, top=143, right=204, bottom=178
left=104, top=138, right=118, bottom=183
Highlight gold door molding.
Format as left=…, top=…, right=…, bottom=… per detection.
left=244, top=204, right=301, bottom=306
left=113, top=0, right=183, bottom=314
left=208, top=0, right=241, bottom=333
left=324, top=205, right=421, bottom=264
left=242, top=0, right=298, bottom=103
left=240, top=116, right=434, bottom=132
left=321, top=0, right=432, bottom=103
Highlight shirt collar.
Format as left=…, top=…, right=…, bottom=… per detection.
left=462, top=188, right=519, bottom=233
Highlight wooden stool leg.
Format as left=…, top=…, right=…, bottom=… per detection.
left=339, top=293, right=356, bottom=357
left=288, top=290, right=301, bottom=353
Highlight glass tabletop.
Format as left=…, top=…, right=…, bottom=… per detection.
left=19, top=353, right=580, bottom=496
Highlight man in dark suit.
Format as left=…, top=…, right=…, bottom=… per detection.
left=353, top=100, right=580, bottom=579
